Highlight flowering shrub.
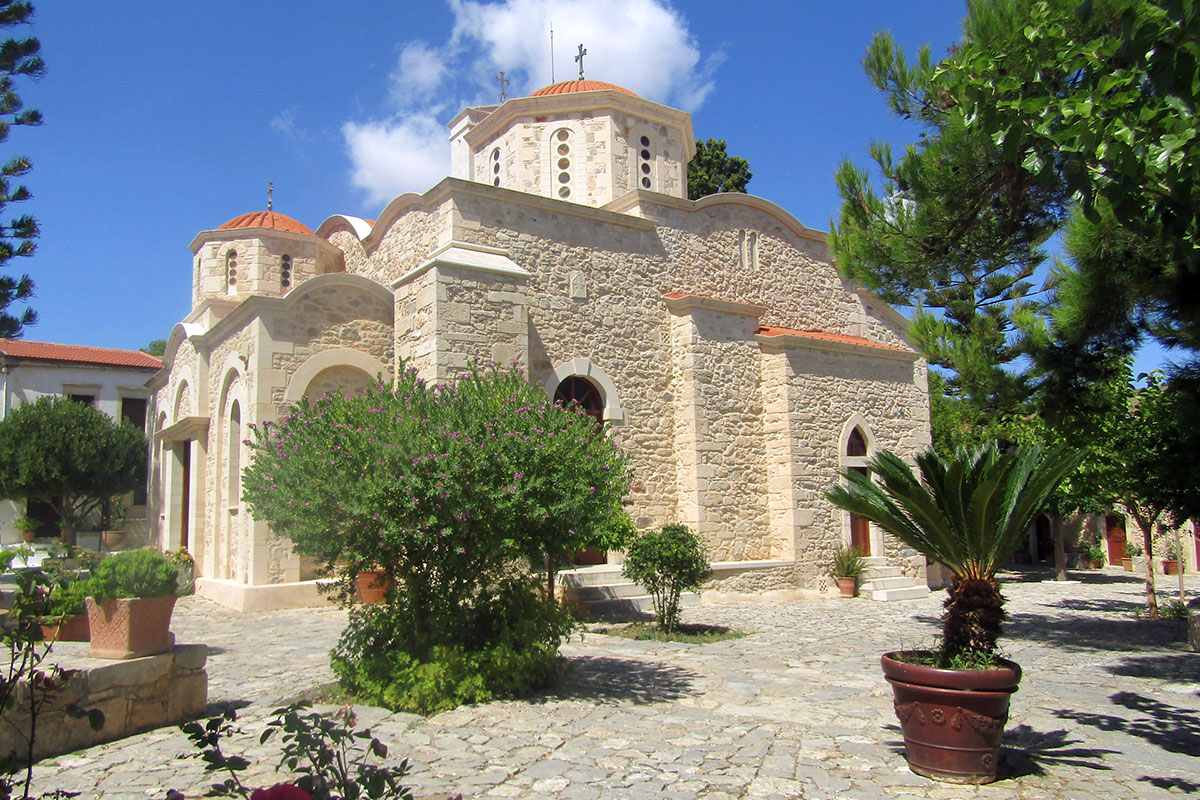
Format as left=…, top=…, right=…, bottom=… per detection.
left=243, top=363, right=633, bottom=709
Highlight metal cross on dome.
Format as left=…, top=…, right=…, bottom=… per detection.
left=575, top=44, right=586, bottom=79
left=267, top=181, right=273, bottom=211
left=496, top=71, right=510, bottom=102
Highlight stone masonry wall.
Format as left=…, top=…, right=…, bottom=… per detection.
left=0, top=644, right=206, bottom=762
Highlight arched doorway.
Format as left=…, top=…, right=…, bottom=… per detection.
left=845, top=426, right=871, bottom=555
left=554, top=376, right=606, bottom=564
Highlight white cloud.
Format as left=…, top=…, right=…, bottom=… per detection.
left=390, top=41, right=450, bottom=107
left=449, top=0, right=713, bottom=109
left=343, top=114, right=450, bottom=205
left=342, top=0, right=715, bottom=208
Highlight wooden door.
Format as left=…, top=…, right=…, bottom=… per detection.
left=1106, top=515, right=1127, bottom=563
left=850, top=466, right=871, bottom=555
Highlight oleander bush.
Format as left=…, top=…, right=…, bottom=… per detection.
left=243, top=362, right=633, bottom=711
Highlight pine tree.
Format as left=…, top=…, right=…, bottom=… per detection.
left=0, top=1, right=43, bottom=338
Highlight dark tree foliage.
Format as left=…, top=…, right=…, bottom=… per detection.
left=830, top=14, right=1070, bottom=451
left=0, top=396, right=148, bottom=540
left=943, top=0, right=1200, bottom=370
left=0, top=1, right=42, bottom=338
left=686, top=138, right=752, bottom=200
left=141, top=339, right=166, bottom=357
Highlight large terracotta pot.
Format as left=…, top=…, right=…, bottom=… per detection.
left=882, top=652, right=1021, bottom=784
left=40, top=613, right=90, bottom=642
left=85, top=595, right=176, bottom=659
left=1121, top=557, right=1133, bottom=572
left=1163, top=559, right=1180, bottom=575
left=837, top=576, right=858, bottom=597
left=356, top=569, right=390, bottom=604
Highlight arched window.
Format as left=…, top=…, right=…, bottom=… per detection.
left=227, top=401, right=241, bottom=504
left=554, top=376, right=603, bottom=428
left=847, top=427, right=867, bottom=457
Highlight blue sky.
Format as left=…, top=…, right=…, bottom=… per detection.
left=9, top=1, right=1169, bottom=374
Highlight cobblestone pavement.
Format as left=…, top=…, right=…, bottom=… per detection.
left=31, top=569, right=1200, bottom=799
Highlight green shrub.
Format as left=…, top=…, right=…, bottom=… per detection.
left=622, top=524, right=711, bottom=634
left=12, top=515, right=39, bottom=533
left=43, top=580, right=88, bottom=618
left=331, top=575, right=572, bottom=714
left=829, top=545, right=866, bottom=579
left=1083, top=540, right=1106, bottom=565
left=83, top=549, right=180, bottom=600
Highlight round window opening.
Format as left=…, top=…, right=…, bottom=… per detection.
left=494, top=177, right=500, bottom=186
left=558, top=186, right=571, bottom=198
left=492, top=149, right=500, bottom=161
left=641, top=163, right=651, bottom=174
left=557, top=143, right=570, bottom=156
left=558, top=172, right=570, bottom=184
left=640, top=148, right=650, bottom=160
left=640, top=135, right=650, bottom=146
left=493, top=162, right=500, bottom=174
left=556, top=129, right=570, bottom=142
left=641, top=177, right=651, bottom=188
left=558, top=157, right=570, bottom=169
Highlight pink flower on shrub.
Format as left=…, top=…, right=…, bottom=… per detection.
left=250, top=784, right=312, bottom=800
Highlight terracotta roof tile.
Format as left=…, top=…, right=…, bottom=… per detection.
left=529, top=80, right=638, bottom=98
left=217, top=210, right=314, bottom=235
left=0, top=339, right=163, bottom=369
left=755, top=325, right=907, bottom=352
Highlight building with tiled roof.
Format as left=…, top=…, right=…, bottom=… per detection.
left=0, top=339, right=160, bottom=543
left=149, top=76, right=931, bottom=610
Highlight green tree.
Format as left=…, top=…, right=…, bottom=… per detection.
left=830, top=24, right=1067, bottom=451
left=687, top=138, right=752, bottom=200
left=141, top=339, right=166, bottom=357
left=0, top=1, right=43, bottom=338
left=622, top=524, right=711, bottom=634
left=941, top=0, right=1200, bottom=362
left=0, top=396, right=147, bottom=543
left=827, top=443, right=1081, bottom=665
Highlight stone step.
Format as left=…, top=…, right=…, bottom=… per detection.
left=570, top=582, right=649, bottom=602
left=862, top=565, right=903, bottom=579
left=579, top=592, right=701, bottom=618
left=860, top=576, right=913, bottom=591
left=862, top=556, right=889, bottom=567
left=558, top=565, right=626, bottom=588
left=870, top=585, right=931, bottom=601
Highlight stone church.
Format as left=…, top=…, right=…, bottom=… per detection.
left=148, top=78, right=932, bottom=610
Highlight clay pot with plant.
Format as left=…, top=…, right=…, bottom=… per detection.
left=1082, top=541, right=1106, bottom=570
left=829, top=545, right=866, bottom=597
left=1123, top=540, right=1142, bottom=572
left=828, top=442, right=1081, bottom=784
left=13, top=515, right=39, bottom=544
left=82, top=549, right=182, bottom=659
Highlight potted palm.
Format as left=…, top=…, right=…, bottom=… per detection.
left=82, top=548, right=182, bottom=658
left=829, top=545, right=867, bottom=597
left=827, top=442, right=1081, bottom=784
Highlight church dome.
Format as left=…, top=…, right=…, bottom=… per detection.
left=529, top=79, right=638, bottom=98
left=217, top=210, right=314, bottom=236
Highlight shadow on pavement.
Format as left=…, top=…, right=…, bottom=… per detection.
left=536, top=655, right=698, bottom=705
left=1105, top=652, right=1200, bottom=683
left=999, top=724, right=1116, bottom=778
left=998, top=611, right=1187, bottom=653
left=1140, top=775, right=1200, bottom=792
left=1055, top=691, right=1200, bottom=757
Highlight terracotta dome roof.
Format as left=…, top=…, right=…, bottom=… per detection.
left=529, top=79, right=638, bottom=98
left=217, top=210, right=314, bottom=236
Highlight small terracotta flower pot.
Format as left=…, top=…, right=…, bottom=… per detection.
left=40, top=613, right=90, bottom=642
left=356, top=569, right=390, bottom=604
left=837, top=576, right=858, bottom=597
left=1163, top=559, right=1179, bottom=575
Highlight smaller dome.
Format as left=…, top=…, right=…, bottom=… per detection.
left=529, top=79, right=638, bottom=98
left=217, top=210, right=314, bottom=236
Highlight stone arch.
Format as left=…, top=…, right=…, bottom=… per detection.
left=173, top=380, right=192, bottom=422
left=839, top=413, right=875, bottom=461
left=216, top=366, right=249, bottom=582
left=543, top=358, right=624, bottom=423
left=284, top=349, right=388, bottom=404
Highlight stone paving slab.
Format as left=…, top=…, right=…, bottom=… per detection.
left=26, top=569, right=1200, bottom=798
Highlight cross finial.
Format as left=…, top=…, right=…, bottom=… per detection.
left=575, top=44, right=587, bottom=80
left=267, top=181, right=273, bottom=211
left=496, top=70, right=510, bottom=102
